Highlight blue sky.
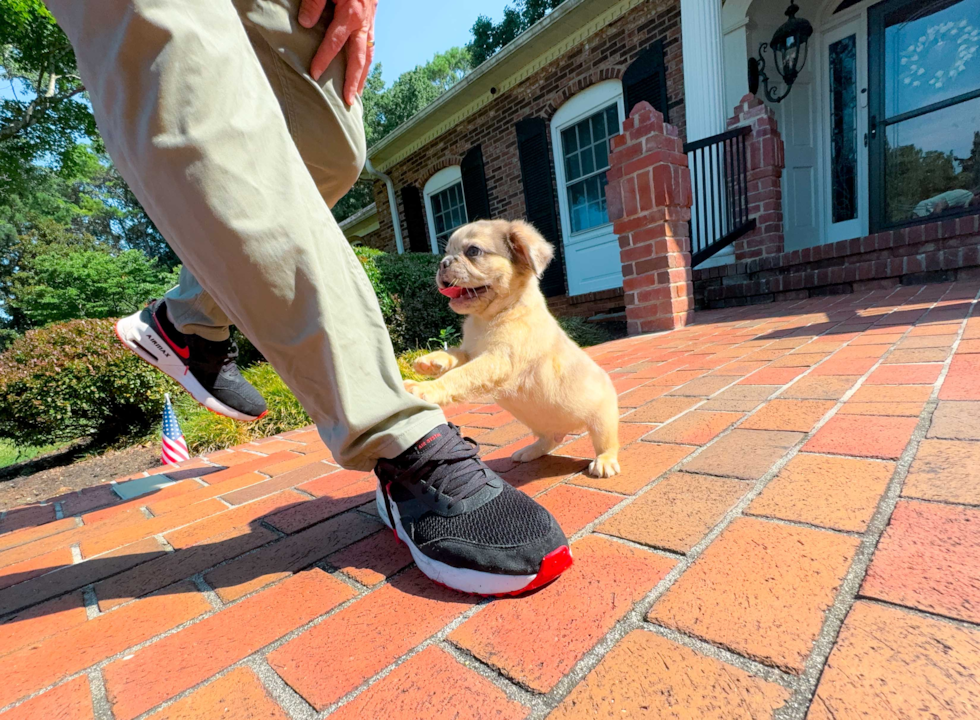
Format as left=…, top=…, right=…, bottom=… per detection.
left=0, top=1, right=510, bottom=100
left=373, top=0, right=512, bottom=84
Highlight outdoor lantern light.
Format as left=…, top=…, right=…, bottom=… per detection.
left=748, top=1, right=814, bottom=103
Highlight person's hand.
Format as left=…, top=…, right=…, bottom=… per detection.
left=299, top=0, right=377, bottom=105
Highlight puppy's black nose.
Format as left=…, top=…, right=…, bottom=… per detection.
left=440, top=256, right=453, bottom=269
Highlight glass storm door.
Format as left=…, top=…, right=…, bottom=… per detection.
left=825, top=17, right=869, bottom=242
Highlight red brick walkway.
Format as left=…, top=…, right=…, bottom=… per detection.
left=2, top=281, right=980, bottom=719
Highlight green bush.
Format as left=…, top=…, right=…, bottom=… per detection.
left=354, top=247, right=460, bottom=353
left=557, top=316, right=614, bottom=347
left=176, top=362, right=311, bottom=453
left=0, top=318, right=174, bottom=446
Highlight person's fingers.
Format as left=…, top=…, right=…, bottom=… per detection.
left=358, top=20, right=375, bottom=94
left=298, top=0, right=327, bottom=28
left=311, top=15, right=351, bottom=81
left=345, top=30, right=368, bottom=105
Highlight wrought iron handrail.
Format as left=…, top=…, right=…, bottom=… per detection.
left=684, top=125, right=757, bottom=266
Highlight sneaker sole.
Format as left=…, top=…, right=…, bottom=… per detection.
left=115, top=312, right=266, bottom=423
left=376, top=482, right=573, bottom=596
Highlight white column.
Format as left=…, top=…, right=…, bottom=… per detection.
left=681, top=0, right=731, bottom=267
left=680, top=0, right=727, bottom=142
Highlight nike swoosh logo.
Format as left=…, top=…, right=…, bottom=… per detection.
left=153, top=316, right=190, bottom=359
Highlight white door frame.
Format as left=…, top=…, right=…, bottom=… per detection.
left=551, top=80, right=626, bottom=296
left=821, top=8, right=871, bottom=243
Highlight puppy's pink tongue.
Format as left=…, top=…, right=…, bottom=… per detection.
left=439, top=286, right=465, bottom=299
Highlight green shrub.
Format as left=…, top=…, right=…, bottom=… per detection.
left=397, top=348, right=428, bottom=382
left=176, top=362, right=311, bottom=453
left=0, top=318, right=174, bottom=446
left=557, top=316, right=614, bottom=347
left=354, top=247, right=460, bottom=353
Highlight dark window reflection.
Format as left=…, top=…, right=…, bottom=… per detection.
left=885, top=97, right=980, bottom=222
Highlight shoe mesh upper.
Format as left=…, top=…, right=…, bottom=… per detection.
left=413, top=481, right=553, bottom=546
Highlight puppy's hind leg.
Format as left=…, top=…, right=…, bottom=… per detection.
left=512, top=434, right=560, bottom=463
left=587, top=396, right=620, bottom=478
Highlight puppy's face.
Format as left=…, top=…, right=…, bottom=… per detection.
left=437, top=220, right=555, bottom=317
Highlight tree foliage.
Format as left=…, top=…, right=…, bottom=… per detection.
left=0, top=0, right=100, bottom=193
left=9, top=247, right=179, bottom=327
left=333, top=47, right=473, bottom=222
left=468, top=0, right=566, bottom=66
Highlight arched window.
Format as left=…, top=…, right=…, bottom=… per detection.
left=550, top=80, right=626, bottom=295
left=423, top=166, right=468, bottom=254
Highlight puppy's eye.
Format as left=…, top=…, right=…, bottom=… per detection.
left=464, top=246, right=483, bottom=259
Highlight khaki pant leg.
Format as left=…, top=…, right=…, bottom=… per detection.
left=46, top=0, right=444, bottom=469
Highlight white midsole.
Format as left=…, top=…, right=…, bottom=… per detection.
left=115, top=311, right=259, bottom=422
left=375, top=483, right=536, bottom=595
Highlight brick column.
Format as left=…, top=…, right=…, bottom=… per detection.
left=728, top=93, right=785, bottom=262
left=606, top=102, right=693, bottom=336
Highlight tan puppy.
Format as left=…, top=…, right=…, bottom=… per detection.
left=404, top=219, right=620, bottom=478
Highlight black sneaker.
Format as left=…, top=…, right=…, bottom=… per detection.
left=115, top=299, right=268, bottom=421
left=375, top=424, right=573, bottom=595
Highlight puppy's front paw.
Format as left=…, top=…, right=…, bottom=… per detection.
left=403, top=380, right=448, bottom=405
left=413, top=351, right=456, bottom=377
left=589, top=453, right=620, bottom=478
left=513, top=444, right=547, bottom=463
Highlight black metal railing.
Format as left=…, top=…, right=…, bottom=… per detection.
left=683, top=125, right=757, bottom=266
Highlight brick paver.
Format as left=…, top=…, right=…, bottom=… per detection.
left=748, top=454, right=894, bottom=532
left=861, top=501, right=980, bottom=624
left=598, top=472, right=750, bottom=552
left=650, top=517, right=859, bottom=674
left=1, top=283, right=978, bottom=719
left=807, top=602, right=980, bottom=719
left=550, top=630, right=790, bottom=719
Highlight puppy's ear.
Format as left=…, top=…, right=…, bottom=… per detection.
left=507, top=221, right=554, bottom=278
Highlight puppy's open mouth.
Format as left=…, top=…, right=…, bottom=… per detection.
left=439, top=285, right=490, bottom=300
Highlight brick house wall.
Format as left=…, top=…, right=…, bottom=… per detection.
left=368, top=0, right=685, bottom=318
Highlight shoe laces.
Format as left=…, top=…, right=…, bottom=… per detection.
left=187, top=335, right=241, bottom=375
left=390, top=425, right=493, bottom=511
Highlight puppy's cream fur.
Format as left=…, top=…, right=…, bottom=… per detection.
left=404, top=219, right=620, bottom=478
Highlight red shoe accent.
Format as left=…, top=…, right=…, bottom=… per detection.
left=507, top=545, right=573, bottom=596
left=423, top=545, right=574, bottom=598
left=152, top=309, right=191, bottom=359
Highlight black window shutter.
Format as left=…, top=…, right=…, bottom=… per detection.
left=460, top=145, right=492, bottom=221
left=623, top=40, right=669, bottom=122
left=400, top=185, right=430, bottom=253
left=516, top=118, right=565, bottom=297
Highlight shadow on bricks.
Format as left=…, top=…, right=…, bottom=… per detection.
left=0, top=454, right=589, bottom=620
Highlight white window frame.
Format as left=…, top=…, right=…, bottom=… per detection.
left=423, top=166, right=467, bottom=254
left=551, top=80, right=626, bottom=253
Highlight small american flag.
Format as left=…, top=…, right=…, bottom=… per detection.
left=161, top=393, right=190, bottom=466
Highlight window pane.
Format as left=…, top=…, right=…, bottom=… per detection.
left=885, top=0, right=980, bottom=118
left=594, top=139, right=609, bottom=173
left=567, top=153, right=581, bottom=181
left=606, top=105, right=620, bottom=135
left=591, top=113, right=606, bottom=144
left=829, top=34, right=858, bottom=223
left=580, top=146, right=595, bottom=175
left=578, top=121, right=593, bottom=149
left=562, top=125, right=578, bottom=153
left=884, top=96, right=980, bottom=222
left=571, top=204, right=589, bottom=233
